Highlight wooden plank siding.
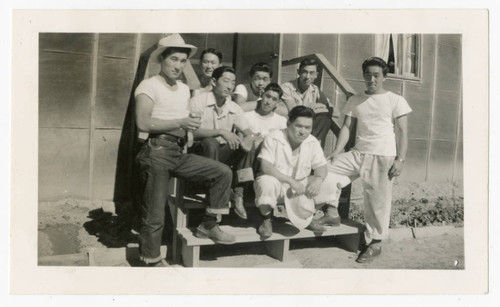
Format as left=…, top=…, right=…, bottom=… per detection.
left=39, top=33, right=463, bottom=201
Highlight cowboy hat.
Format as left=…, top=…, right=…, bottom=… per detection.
left=283, top=188, right=315, bottom=229
left=149, top=33, right=198, bottom=64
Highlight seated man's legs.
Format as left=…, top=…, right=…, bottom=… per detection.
left=253, top=175, right=282, bottom=237
left=312, top=113, right=331, bottom=149
left=231, top=143, right=260, bottom=219
left=174, top=153, right=235, bottom=244
left=192, top=137, right=255, bottom=220
left=190, top=137, right=225, bottom=161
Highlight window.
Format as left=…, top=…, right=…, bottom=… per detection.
left=374, top=34, right=421, bottom=79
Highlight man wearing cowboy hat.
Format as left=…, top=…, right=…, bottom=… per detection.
left=253, top=105, right=346, bottom=237
left=326, top=57, right=412, bottom=263
left=135, top=34, right=236, bottom=267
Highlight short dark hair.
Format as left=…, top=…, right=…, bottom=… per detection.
left=298, top=58, right=319, bottom=71
left=249, top=62, right=273, bottom=78
left=200, top=48, right=223, bottom=62
left=212, top=66, right=236, bottom=81
left=362, top=57, right=389, bottom=76
left=288, top=105, right=315, bottom=123
left=160, top=47, right=191, bottom=60
left=264, top=83, right=283, bottom=99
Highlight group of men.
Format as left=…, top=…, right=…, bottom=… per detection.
left=134, top=34, right=411, bottom=267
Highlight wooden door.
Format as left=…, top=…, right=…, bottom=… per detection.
left=233, top=33, right=281, bottom=85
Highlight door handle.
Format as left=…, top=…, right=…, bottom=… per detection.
left=270, top=53, right=279, bottom=59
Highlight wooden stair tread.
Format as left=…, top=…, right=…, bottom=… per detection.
left=178, top=220, right=363, bottom=247
left=169, top=195, right=257, bottom=209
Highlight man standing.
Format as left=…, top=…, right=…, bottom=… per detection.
left=135, top=35, right=235, bottom=267
left=253, top=106, right=344, bottom=237
left=189, top=66, right=255, bottom=220
left=281, top=58, right=333, bottom=148
left=326, top=57, right=412, bottom=263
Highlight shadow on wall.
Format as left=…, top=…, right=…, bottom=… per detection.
left=111, top=43, right=158, bottom=233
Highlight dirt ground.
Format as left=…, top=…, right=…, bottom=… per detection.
left=38, top=181, right=464, bottom=269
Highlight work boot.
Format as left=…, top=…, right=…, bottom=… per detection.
left=356, top=243, right=382, bottom=263
left=233, top=195, right=247, bottom=220
left=258, top=218, right=273, bottom=238
left=195, top=223, right=236, bottom=244
left=307, top=219, right=327, bottom=233
left=316, top=205, right=341, bottom=226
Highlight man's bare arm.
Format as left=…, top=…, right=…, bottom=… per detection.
left=326, top=115, right=356, bottom=160
left=234, top=94, right=259, bottom=112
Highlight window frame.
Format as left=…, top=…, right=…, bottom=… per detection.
left=385, top=34, right=423, bottom=82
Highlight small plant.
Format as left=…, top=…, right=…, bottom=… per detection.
left=348, top=196, right=464, bottom=228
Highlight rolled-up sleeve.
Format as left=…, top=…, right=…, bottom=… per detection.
left=233, top=84, right=248, bottom=100
left=232, top=106, right=251, bottom=132
left=135, top=79, right=155, bottom=101
left=257, top=134, right=276, bottom=165
left=393, top=96, right=413, bottom=118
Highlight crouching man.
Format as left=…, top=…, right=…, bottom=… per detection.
left=253, top=106, right=346, bottom=237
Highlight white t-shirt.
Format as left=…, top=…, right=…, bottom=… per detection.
left=233, top=84, right=249, bottom=100
left=343, top=91, right=412, bottom=156
left=135, top=75, right=191, bottom=120
left=244, top=111, right=287, bottom=137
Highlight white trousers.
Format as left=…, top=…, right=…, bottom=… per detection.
left=254, top=173, right=342, bottom=210
left=328, top=150, right=395, bottom=242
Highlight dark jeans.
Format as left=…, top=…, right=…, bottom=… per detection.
left=190, top=138, right=257, bottom=188
left=135, top=139, right=232, bottom=263
left=312, top=113, right=332, bottom=149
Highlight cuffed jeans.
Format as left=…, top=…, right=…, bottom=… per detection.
left=136, top=139, right=232, bottom=263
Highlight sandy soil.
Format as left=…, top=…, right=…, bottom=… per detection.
left=38, top=181, right=464, bottom=269
left=199, top=227, right=464, bottom=269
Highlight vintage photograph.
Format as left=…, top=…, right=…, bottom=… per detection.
left=10, top=10, right=489, bottom=296
left=37, top=32, right=464, bottom=269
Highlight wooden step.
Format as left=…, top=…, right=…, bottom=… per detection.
left=178, top=221, right=361, bottom=246
left=177, top=219, right=363, bottom=267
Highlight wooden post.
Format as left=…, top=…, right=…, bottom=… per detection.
left=182, top=244, right=200, bottom=267
left=265, top=239, right=290, bottom=262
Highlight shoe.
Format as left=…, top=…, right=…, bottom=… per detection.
left=307, top=220, right=327, bottom=233
left=195, top=224, right=236, bottom=244
left=233, top=196, right=248, bottom=220
left=317, top=206, right=341, bottom=226
left=258, top=218, right=273, bottom=237
left=142, top=259, right=169, bottom=267
left=356, top=244, right=382, bottom=263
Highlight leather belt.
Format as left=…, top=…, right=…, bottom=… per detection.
left=149, top=133, right=186, bottom=148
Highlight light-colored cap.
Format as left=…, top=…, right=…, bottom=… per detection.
left=149, top=33, right=197, bottom=64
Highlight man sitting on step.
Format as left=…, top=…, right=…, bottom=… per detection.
left=280, top=58, right=334, bottom=149
left=253, top=106, right=347, bottom=237
left=189, top=66, right=256, bottom=220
